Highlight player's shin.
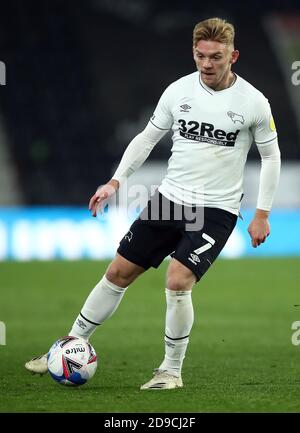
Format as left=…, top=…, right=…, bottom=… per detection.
left=158, top=288, right=194, bottom=377
left=69, top=275, right=127, bottom=341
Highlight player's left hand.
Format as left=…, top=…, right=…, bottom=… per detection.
left=247, top=210, right=270, bottom=248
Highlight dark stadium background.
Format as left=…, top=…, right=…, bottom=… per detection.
left=0, top=0, right=299, bottom=205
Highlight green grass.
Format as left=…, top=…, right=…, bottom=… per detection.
left=0, top=258, right=300, bottom=413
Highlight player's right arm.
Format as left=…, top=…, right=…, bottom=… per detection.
left=89, top=84, right=174, bottom=217
left=88, top=123, right=167, bottom=217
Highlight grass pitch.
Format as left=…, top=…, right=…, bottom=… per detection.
left=0, top=258, right=300, bottom=413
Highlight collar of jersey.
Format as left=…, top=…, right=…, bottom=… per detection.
left=198, top=72, right=238, bottom=95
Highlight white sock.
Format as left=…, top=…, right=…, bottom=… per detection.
left=158, top=288, right=194, bottom=377
left=69, top=275, right=127, bottom=341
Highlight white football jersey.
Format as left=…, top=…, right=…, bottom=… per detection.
left=150, top=71, right=278, bottom=215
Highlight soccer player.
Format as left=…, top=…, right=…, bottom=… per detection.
left=25, top=17, right=281, bottom=390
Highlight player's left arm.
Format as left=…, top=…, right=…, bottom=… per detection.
left=248, top=98, right=281, bottom=248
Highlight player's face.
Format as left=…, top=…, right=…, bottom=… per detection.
left=193, top=40, right=239, bottom=90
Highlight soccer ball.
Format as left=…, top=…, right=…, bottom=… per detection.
left=47, top=336, right=97, bottom=386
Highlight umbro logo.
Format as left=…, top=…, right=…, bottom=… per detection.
left=76, top=319, right=87, bottom=330
left=188, top=253, right=200, bottom=265
left=227, top=111, right=245, bottom=124
left=180, top=104, right=191, bottom=112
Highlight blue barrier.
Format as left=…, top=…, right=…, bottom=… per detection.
left=225, top=209, right=300, bottom=257
left=0, top=207, right=299, bottom=260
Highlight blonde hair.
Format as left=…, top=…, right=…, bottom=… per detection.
left=193, top=17, right=235, bottom=47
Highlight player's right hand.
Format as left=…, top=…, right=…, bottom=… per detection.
left=89, top=180, right=119, bottom=217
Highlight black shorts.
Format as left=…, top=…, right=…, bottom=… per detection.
left=117, top=190, right=237, bottom=282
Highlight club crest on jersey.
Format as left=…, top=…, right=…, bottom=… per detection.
left=178, top=119, right=240, bottom=147
left=227, top=111, right=245, bottom=124
left=125, top=230, right=133, bottom=242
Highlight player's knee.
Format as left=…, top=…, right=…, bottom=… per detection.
left=105, top=260, right=142, bottom=287
left=166, top=274, right=195, bottom=292
left=105, top=264, right=132, bottom=287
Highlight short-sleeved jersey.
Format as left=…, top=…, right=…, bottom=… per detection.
left=150, top=71, right=278, bottom=215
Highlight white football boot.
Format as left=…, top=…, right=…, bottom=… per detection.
left=140, top=369, right=183, bottom=390
left=25, top=354, right=48, bottom=375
